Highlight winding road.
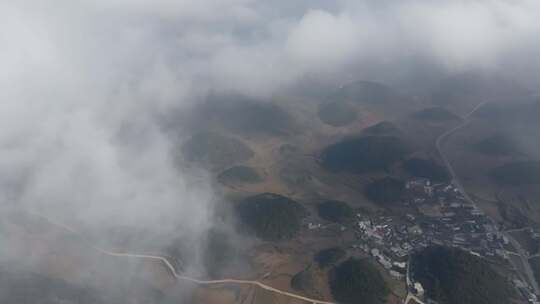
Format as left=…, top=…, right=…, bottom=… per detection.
left=25, top=210, right=335, bottom=304
left=435, top=100, right=540, bottom=294
left=435, top=100, right=488, bottom=196
left=25, top=99, right=536, bottom=304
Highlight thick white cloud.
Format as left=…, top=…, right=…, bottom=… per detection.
left=286, top=10, right=360, bottom=69
left=396, top=0, right=540, bottom=70
left=4, top=0, right=536, bottom=94
left=0, top=1, right=216, bottom=236
left=282, top=0, right=540, bottom=75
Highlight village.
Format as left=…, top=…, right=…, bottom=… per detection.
left=306, top=177, right=540, bottom=303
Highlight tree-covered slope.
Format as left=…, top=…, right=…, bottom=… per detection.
left=404, top=158, right=450, bottom=182
left=236, top=193, right=307, bottom=241
left=314, top=247, right=346, bottom=269
left=321, top=136, right=409, bottom=174
left=412, top=246, right=513, bottom=304
left=217, top=165, right=262, bottom=184
left=317, top=200, right=354, bottom=223
left=330, top=258, right=389, bottom=304
left=365, top=177, right=405, bottom=205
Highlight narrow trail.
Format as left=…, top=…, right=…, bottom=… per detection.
left=25, top=210, right=336, bottom=304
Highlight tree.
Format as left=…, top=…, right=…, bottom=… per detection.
left=330, top=258, right=389, bottom=304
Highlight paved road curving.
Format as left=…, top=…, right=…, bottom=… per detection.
left=26, top=210, right=336, bottom=304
